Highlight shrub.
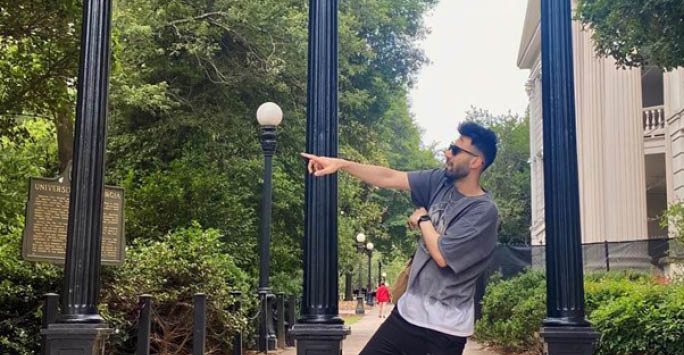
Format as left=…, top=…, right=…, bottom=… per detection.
left=101, top=223, right=253, bottom=354
left=583, top=270, right=653, bottom=315
left=590, top=282, right=684, bottom=355
left=474, top=269, right=546, bottom=352
left=0, top=223, right=62, bottom=355
left=476, top=270, right=684, bottom=355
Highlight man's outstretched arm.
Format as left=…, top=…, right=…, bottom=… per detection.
left=301, top=152, right=410, bottom=190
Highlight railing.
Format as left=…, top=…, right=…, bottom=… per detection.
left=41, top=291, right=298, bottom=355
left=643, top=105, right=666, bottom=137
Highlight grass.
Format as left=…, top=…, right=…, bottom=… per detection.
left=343, top=315, right=362, bottom=325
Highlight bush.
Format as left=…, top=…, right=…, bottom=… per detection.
left=474, top=269, right=546, bottom=352
left=101, top=223, right=253, bottom=354
left=591, top=282, right=684, bottom=355
left=475, top=270, right=684, bottom=355
left=0, top=224, right=62, bottom=355
left=583, top=270, right=653, bottom=315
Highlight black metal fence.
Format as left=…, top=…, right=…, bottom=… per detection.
left=41, top=291, right=299, bottom=354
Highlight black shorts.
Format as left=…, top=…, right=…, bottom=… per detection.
left=359, top=308, right=467, bottom=355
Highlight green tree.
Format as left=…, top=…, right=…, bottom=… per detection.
left=575, top=0, right=684, bottom=70
left=103, top=0, right=440, bottom=283
left=0, top=0, right=81, bottom=170
left=467, top=108, right=531, bottom=244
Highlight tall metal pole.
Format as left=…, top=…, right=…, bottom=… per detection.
left=378, top=260, right=382, bottom=283
left=258, top=125, right=277, bottom=352
left=366, top=251, right=372, bottom=305
left=358, top=253, right=363, bottom=294
left=539, top=0, right=598, bottom=353
left=42, top=0, right=114, bottom=351
left=259, top=127, right=275, bottom=292
left=355, top=251, right=364, bottom=315
left=292, top=0, right=350, bottom=351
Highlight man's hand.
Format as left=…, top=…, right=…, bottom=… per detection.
left=408, top=207, right=428, bottom=229
left=301, top=152, right=347, bottom=177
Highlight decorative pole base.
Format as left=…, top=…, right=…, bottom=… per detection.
left=291, top=324, right=350, bottom=355
left=41, top=323, right=113, bottom=355
left=540, top=326, right=599, bottom=355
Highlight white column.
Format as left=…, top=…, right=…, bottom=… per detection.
left=528, top=59, right=545, bottom=246
left=571, top=15, right=648, bottom=243
left=572, top=15, right=606, bottom=244
left=665, top=69, right=684, bottom=200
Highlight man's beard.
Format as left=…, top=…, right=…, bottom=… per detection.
left=445, top=162, right=469, bottom=183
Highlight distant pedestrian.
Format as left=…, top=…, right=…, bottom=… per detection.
left=375, top=282, right=391, bottom=318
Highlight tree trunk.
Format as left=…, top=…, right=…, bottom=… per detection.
left=53, top=83, right=74, bottom=173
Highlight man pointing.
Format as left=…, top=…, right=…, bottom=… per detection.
left=302, top=121, right=499, bottom=355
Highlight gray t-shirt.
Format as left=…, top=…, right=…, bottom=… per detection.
left=397, top=168, right=498, bottom=337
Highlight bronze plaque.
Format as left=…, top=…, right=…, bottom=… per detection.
left=22, top=177, right=125, bottom=265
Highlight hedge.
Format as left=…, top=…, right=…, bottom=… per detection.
left=475, top=269, right=684, bottom=355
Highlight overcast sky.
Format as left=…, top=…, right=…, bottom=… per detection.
left=409, top=0, right=530, bottom=149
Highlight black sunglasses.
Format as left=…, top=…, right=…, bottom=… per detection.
left=449, top=144, right=479, bottom=157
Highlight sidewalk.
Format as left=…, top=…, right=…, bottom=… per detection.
left=271, top=305, right=499, bottom=355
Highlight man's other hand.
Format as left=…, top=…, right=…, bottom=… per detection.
left=408, top=207, right=428, bottom=229
left=301, top=152, right=346, bottom=176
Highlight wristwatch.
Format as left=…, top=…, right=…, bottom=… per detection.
left=417, top=215, right=431, bottom=226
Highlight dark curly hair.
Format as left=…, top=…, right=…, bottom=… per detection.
left=457, top=121, right=498, bottom=171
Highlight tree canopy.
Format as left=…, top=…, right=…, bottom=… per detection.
left=0, top=0, right=441, bottom=294
left=575, top=0, right=684, bottom=70
left=468, top=108, right=531, bottom=244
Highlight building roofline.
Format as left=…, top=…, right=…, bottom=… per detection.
left=517, top=0, right=541, bottom=69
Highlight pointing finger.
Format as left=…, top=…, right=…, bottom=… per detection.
left=301, top=152, right=316, bottom=160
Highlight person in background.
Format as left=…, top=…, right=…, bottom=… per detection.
left=375, top=281, right=391, bottom=318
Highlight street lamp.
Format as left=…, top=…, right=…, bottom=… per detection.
left=365, top=242, right=374, bottom=306
left=256, top=102, right=283, bottom=351
left=354, top=233, right=366, bottom=315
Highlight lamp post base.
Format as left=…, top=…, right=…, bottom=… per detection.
left=355, top=296, right=365, bottom=315
left=539, top=326, right=599, bottom=355
left=291, top=323, right=350, bottom=355
left=41, top=323, right=113, bottom=355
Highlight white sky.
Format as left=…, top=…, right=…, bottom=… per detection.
left=409, top=0, right=530, bottom=149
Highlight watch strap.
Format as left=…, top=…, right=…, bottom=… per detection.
left=417, top=215, right=430, bottom=226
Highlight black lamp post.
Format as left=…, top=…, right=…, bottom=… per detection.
left=538, top=0, right=598, bottom=353
left=291, top=0, right=351, bottom=351
left=354, top=233, right=367, bottom=315
left=378, top=260, right=382, bottom=284
left=42, top=0, right=114, bottom=352
left=256, top=102, right=283, bottom=352
left=365, top=242, right=374, bottom=306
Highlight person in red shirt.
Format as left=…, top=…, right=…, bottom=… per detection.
left=375, top=281, right=391, bottom=318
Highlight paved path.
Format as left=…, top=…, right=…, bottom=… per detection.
left=268, top=305, right=499, bottom=355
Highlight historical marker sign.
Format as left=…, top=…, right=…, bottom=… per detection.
left=22, top=177, right=125, bottom=265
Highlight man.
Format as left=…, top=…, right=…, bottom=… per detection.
left=301, top=121, right=499, bottom=355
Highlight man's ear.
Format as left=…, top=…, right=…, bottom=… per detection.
left=469, top=156, right=483, bottom=170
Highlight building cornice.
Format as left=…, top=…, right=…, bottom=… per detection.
left=517, top=0, right=541, bottom=69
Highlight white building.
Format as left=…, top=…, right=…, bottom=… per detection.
left=518, top=0, right=684, bottom=272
